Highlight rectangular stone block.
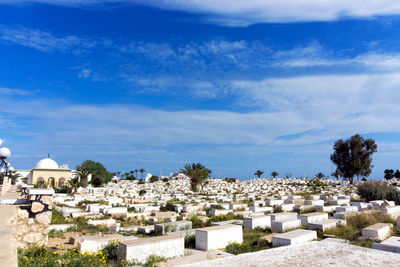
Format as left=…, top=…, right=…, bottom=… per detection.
left=208, top=209, right=232, bottom=216
left=297, top=212, right=328, bottom=225
left=118, top=235, right=184, bottom=263
left=249, top=206, right=273, bottom=213
left=268, top=212, right=298, bottom=222
left=195, top=224, right=243, bottom=251
left=280, top=204, right=295, bottom=212
left=272, top=229, right=317, bottom=247
left=333, top=211, right=357, bottom=220
left=265, top=199, right=284, bottom=206
left=243, top=215, right=271, bottom=230
left=307, top=219, right=346, bottom=231
left=304, top=200, right=324, bottom=206
left=271, top=219, right=301, bottom=232
left=154, top=221, right=192, bottom=234
left=336, top=206, right=358, bottom=213
left=372, top=236, right=400, bottom=253
left=362, top=223, right=392, bottom=241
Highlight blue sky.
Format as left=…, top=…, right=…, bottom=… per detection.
left=1, top=1, right=400, bottom=179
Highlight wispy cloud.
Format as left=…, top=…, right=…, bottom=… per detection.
left=0, top=87, right=35, bottom=96
left=3, top=0, right=400, bottom=25
left=0, top=26, right=96, bottom=52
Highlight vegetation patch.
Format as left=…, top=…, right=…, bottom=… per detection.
left=324, top=212, right=395, bottom=242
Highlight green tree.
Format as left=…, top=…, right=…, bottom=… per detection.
left=149, top=175, right=159, bottom=183
left=134, top=169, right=138, bottom=179
left=75, top=169, right=90, bottom=187
left=315, top=172, right=325, bottom=179
left=254, top=170, right=264, bottom=178
left=384, top=169, right=395, bottom=180
left=395, top=170, right=400, bottom=179
left=139, top=168, right=145, bottom=179
left=331, top=170, right=340, bottom=181
left=180, top=163, right=211, bottom=192
left=76, top=160, right=112, bottom=187
left=69, top=177, right=81, bottom=193
left=330, top=134, right=377, bottom=184
left=271, top=171, right=279, bottom=178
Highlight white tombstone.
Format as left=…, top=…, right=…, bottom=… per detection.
left=195, top=224, right=243, bottom=251
left=243, top=215, right=271, bottom=230
left=118, top=235, right=184, bottom=263
left=272, top=229, right=317, bottom=247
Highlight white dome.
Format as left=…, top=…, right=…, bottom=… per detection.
left=35, top=158, right=59, bottom=169
left=0, top=147, right=11, bottom=158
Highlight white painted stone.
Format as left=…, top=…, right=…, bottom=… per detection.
left=335, top=206, right=358, bottom=213
left=208, top=209, right=232, bottom=216
left=372, top=236, right=400, bottom=253
left=279, top=204, right=295, bottom=212
left=78, top=235, right=137, bottom=253
left=307, top=219, right=346, bottom=231
left=272, top=229, right=317, bottom=247
left=49, top=224, right=73, bottom=231
left=265, top=199, right=284, bottom=206
left=243, top=215, right=271, bottom=230
left=314, top=205, right=338, bottom=212
left=271, top=219, right=301, bottom=232
left=333, top=212, right=357, bottom=220
left=329, top=199, right=350, bottom=205
left=297, top=212, right=328, bottom=225
left=118, top=235, right=184, bottom=263
left=249, top=206, right=273, bottom=213
left=268, top=212, right=298, bottom=222
left=304, top=200, right=324, bottom=206
left=362, top=223, right=392, bottom=241
left=195, top=224, right=243, bottom=251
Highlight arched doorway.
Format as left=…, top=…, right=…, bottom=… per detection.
left=37, top=177, right=45, bottom=188
left=58, top=178, right=65, bottom=187
left=48, top=177, right=55, bottom=188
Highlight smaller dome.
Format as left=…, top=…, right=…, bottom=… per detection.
left=35, top=158, right=59, bottom=169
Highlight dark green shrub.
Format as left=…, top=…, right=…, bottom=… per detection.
left=51, top=209, right=67, bottom=224
left=184, top=234, right=196, bottom=248
left=357, top=181, right=400, bottom=204
left=188, top=214, right=206, bottom=228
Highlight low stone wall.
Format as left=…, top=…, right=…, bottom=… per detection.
left=14, top=194, right=53, bottom=248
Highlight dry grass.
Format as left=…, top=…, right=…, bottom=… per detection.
left=324, top=211, right=396, bottom=241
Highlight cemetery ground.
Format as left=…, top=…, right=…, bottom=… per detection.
left=15, top=178, right=400, bottom=266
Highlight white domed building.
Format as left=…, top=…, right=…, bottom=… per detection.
left=24, top=157, right=72, bottom=187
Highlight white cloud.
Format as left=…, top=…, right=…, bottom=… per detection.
left=3, top=0, right=400, bottom=25
left=78, top=69, right=92, bottom=79
left=2, top=70, right=400, bottom=177
left=0, top=26, right=96, bottom=52
left=0, top=87, right=34, bottom=96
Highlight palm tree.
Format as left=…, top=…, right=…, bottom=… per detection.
left=134, top=169, right=138, bottom=179
left=76, top=169, right=90, bottom=186
left=139, top=169, right=145, bottom=179
left=331, top=170, right=339, bottom=180
left=0, top=170, right=21, bottom=185
left=254, top=170, right=264, bottom=178
left=271, top=171, right=279, bottom=178
left=69, top=177, right=81, bottom=194
left=180, top=163, right=211, bottom=191
left=315, top=172, right=325, bottom=179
